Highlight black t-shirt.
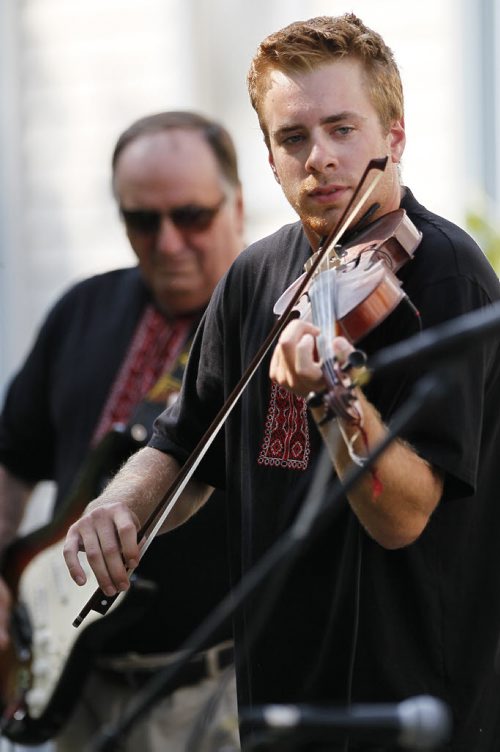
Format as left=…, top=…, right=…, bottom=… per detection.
left=151, top=190, right=500, bottom=750
left=0, top=267, right=232, bottom=652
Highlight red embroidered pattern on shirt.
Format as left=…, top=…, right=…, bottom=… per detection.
left=258, top=382, right=310, bottom=470
left=92, top=306, right=192, bottom=445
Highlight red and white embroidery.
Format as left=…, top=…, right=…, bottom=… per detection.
left=258, top=382, right=310, bottom=470
left=92, top=306, right=192, bottom=445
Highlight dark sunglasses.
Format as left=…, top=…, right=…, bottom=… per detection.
left=120, top=196, right=226, bottom=234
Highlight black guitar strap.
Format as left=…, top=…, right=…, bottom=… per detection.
left=88, top=307, right=200, bottom=494
left=126, top=332, right=195, bottom=447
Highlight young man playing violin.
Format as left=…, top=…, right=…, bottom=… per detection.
left=64, top=15, right=500, bottom=751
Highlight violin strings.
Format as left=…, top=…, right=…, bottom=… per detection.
left=310, top=266, right=337, bottom=380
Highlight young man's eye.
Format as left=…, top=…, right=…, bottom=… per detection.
left=335, top=126, right=354, bottom=136
left=282, top=134, right=304, bottom=146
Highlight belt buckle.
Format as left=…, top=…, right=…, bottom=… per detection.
left=204, top=641, right=232, bottom=678
left=205, top=645, right=222, bottom=678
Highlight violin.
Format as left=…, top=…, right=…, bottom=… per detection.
left=274, top=189, right=422, bottom=429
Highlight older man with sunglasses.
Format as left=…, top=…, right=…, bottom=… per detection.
left=0, top=112, right=244, bottom=751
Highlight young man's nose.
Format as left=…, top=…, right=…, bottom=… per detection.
left=305, top=137, right=339, bottom=174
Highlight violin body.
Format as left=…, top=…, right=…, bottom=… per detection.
left=314, top=256, right=406, bottom=343
left=272, top=206, right=423, bottom=425
left=274, top=208, right=422, bottom=343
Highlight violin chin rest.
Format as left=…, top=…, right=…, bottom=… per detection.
left=273, top=272, right=308, bottom=316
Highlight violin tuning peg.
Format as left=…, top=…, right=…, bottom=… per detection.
left=341, top=349, right=367, bottom=371
left=306, top=390, right=327, bottom=409
left=341, top=349, right=370, bottom=388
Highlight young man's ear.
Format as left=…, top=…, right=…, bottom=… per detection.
left=268, top=153, right=280, bottom=184
left=389, top=117, right=406, bottom=164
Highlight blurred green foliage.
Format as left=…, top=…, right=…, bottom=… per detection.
left=466, top=209, right=500, bottom=274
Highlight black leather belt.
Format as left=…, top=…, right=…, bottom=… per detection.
left=98, top=643, right=234, bottom=694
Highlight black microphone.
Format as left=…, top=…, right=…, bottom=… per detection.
left=369, top=299, right=500, bottom=376
left=240, top=695, right=452, bottom=750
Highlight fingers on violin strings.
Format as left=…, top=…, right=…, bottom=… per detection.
left=283, top=332, right=323, bottom=396
left=295, top=333, right=322, bottom=375
left=283, top=318, right=320, bottom=343
left=269, top=341, right=284, bottom=383
left=271, top=322, right=323, bottom=394
left=332, top=336, right=355, bottom=365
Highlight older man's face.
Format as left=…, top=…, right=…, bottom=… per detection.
left=114, top=129, right=244, bottom=317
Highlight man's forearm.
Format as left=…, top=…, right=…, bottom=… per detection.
left=88, top=446, right=213, bottom=533
left=312, top=393, right=443, bottom=549
left=64, top=445, right=214, bottom=592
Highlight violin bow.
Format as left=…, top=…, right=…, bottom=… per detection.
left=73, top=156, right=389, bottom=627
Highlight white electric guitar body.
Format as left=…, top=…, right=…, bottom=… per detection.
left=0, top=430, right=154, bottom=744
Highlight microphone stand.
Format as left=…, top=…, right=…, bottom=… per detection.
left=86, top=367, right=450, bottom=752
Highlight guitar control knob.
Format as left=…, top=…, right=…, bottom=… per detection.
left=130, top=423, right=148, bottom=442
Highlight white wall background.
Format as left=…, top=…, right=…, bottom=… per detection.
left=0, top=0, right=476, bottom=398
